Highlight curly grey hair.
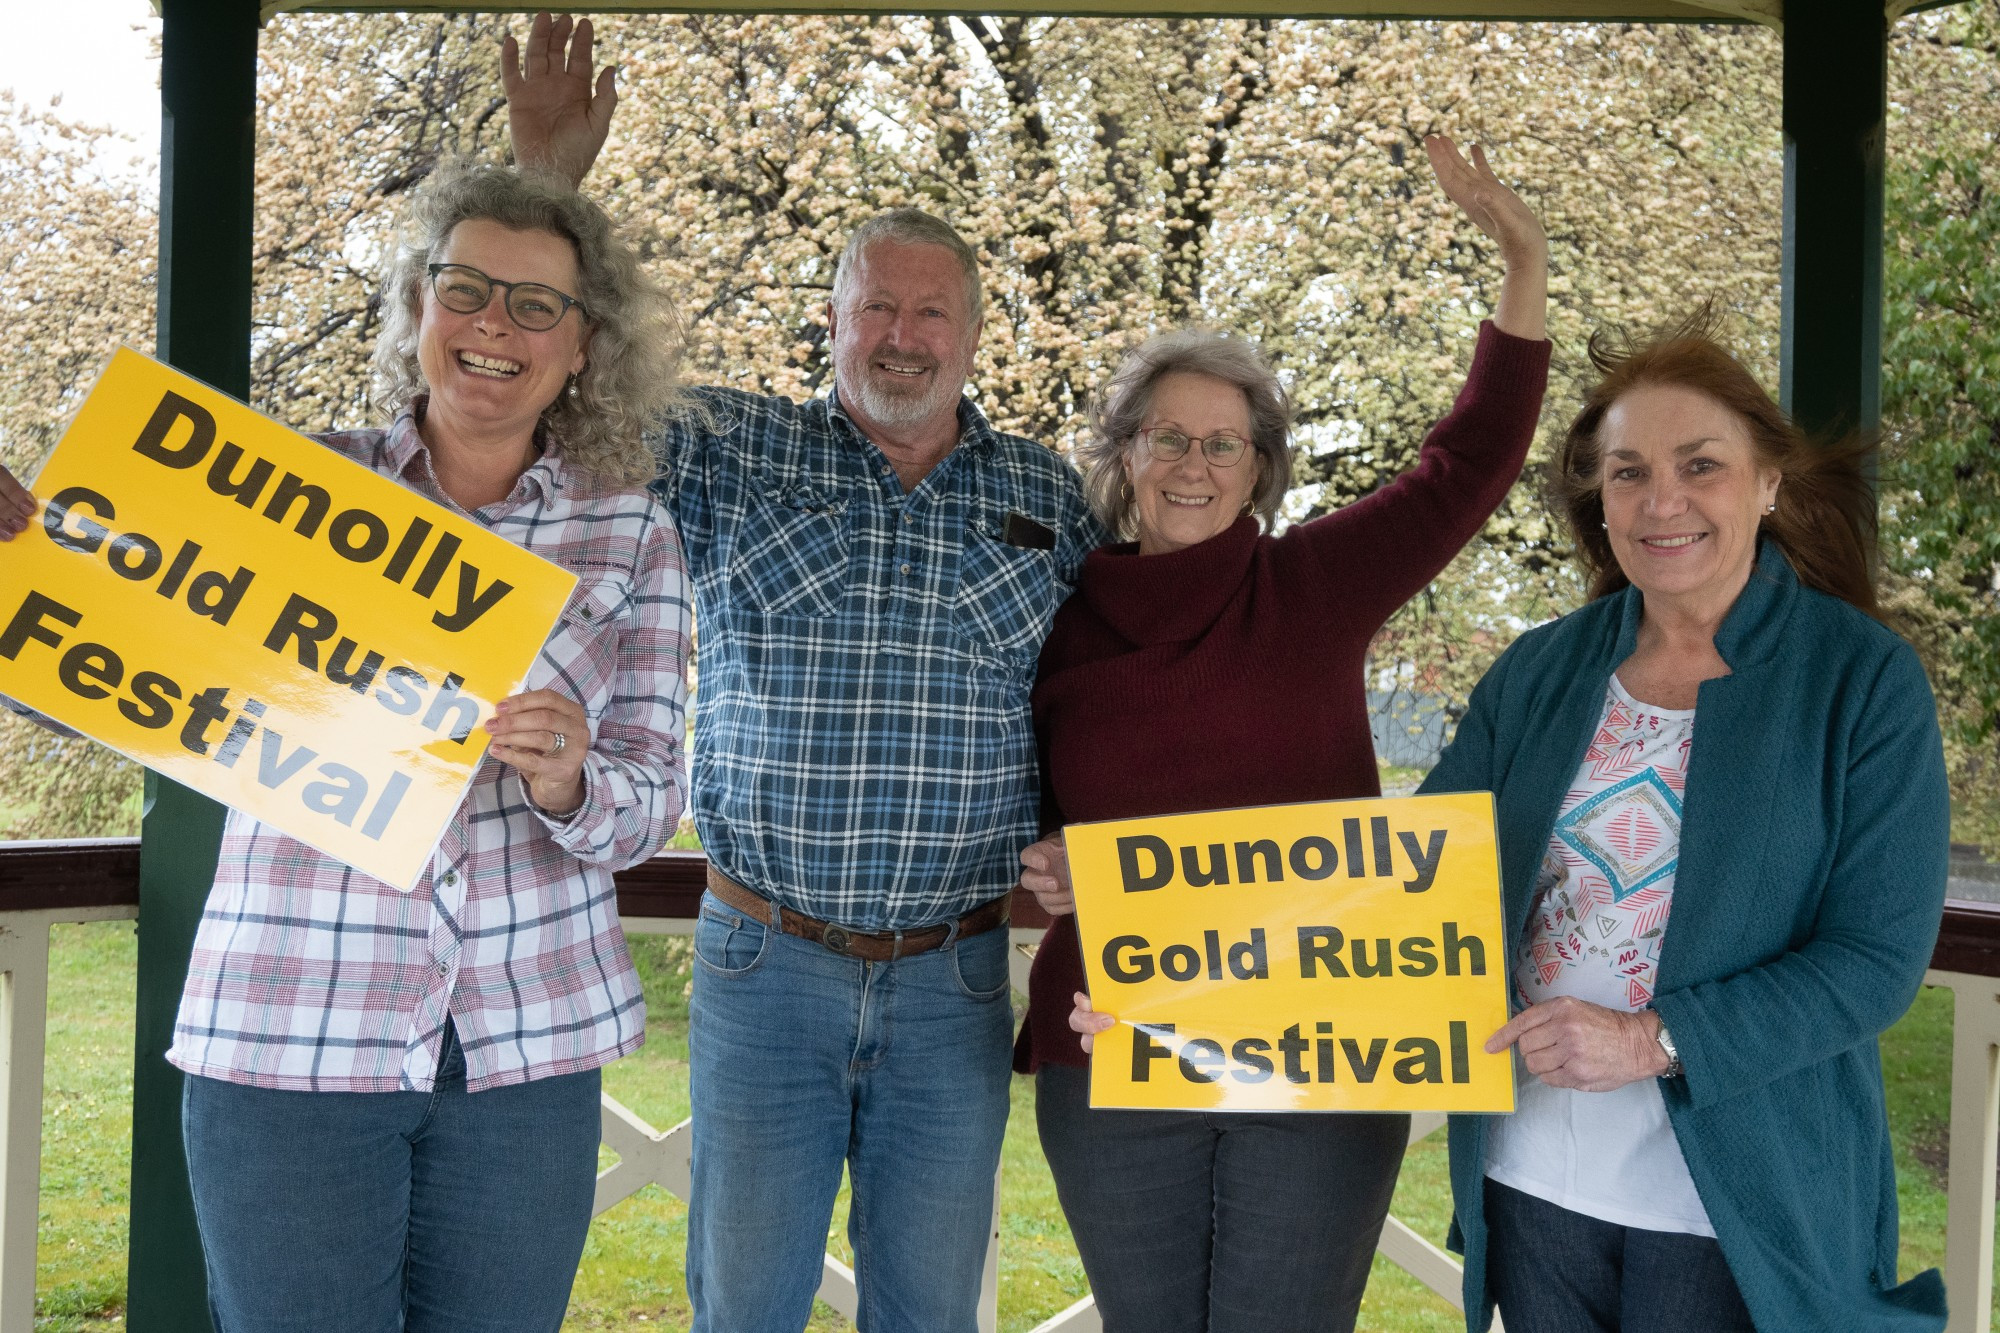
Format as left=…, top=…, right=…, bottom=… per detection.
left=831, top=208, right=984, bottom=322
left=1076, top=330, right=1295, bottom=539
left=372, top=158, right=684, bottom=488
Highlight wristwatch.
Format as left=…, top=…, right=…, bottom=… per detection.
left=1652, top=1012, right=1683, bottom=1078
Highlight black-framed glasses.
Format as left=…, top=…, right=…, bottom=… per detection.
left=1135, top=426, right=1252, bottom=468
left=426, top=263, right=587, bottom=332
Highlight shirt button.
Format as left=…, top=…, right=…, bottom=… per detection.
left=437, top=962, right=449, bottom=977
left=899, top=563, right=912, bottom=575
left=903, top=513, right=914, bottom=525
left=442, top=870, right=459, bottom=888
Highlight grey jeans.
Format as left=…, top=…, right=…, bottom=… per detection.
left=1035, top=1062, right=1409, bottom=1333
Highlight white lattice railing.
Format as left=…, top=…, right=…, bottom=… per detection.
left=603, top=917, right=1472, bottom=1333
left=1, top=843, right=1996, bottom=1332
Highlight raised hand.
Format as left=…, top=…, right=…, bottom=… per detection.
left=501, top=12, right=617, bottom=189
left=1424, top=134, right=1548, bottom=341
left=0, top=464, right=35, bottom=541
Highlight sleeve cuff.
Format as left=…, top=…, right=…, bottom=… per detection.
left=1468, top=320, right=1554, bottom=397
left=522, top=765, right=601, bottom=848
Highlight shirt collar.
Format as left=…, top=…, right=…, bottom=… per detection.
left=387, top=396, right=565, bottom=506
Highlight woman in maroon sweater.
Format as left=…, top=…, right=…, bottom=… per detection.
left=1013, top=135, right=1551, bottom=1333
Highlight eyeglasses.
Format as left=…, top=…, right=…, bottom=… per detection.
left=426, top=263, right=587, bottom=332
left=1134, top=426, right=1253, bottom=468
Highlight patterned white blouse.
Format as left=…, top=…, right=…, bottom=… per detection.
left=1484, top=674, right=1713, bottom=1236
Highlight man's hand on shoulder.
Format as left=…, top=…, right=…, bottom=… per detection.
left=501, top=12, right=617, bottom=189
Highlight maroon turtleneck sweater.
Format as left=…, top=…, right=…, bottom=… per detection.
left=1014, top=323, right=1551, bottom=1072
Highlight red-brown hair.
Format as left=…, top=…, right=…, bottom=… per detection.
left=1553, top=307, right=1880, bottom=615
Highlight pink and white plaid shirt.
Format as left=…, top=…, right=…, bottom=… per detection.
left=166, top=409, right=690, bottom=1093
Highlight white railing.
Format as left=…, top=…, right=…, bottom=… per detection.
left=601, top=919, right=1470, bottom=1333
left=1929, top=965, right=2000, bottom=1333
left=0, top=899, right=141, bottom=1333
left=0, top=848, right=1992, bottom=1333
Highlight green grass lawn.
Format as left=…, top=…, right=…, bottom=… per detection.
left=31, top=922, right=1996, bottom=1331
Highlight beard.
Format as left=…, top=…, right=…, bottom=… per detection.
left=838, top=345, right=966, bottom=429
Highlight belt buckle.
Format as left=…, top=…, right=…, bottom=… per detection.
left=822, top=925, right=852, bottom=955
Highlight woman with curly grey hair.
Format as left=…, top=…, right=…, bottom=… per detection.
left=1011, top=136, right=1552, bottom=1332
left=0, top=158, right=691, bottom=1332
left=371, top=159, right=683, bottom=486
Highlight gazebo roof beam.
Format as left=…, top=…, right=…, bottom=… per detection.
left=262, top=0, right=1776, bottom=17
left=240, top=0, right=1966, bottom=28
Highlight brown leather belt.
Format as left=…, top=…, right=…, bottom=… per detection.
left=705, top=866, right=1009, bottom=962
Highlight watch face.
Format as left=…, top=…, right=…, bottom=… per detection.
left=1653, top=1018, right=1680, bottom=1076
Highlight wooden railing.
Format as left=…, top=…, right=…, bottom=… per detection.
left=1, top=840, right=1997, bottom=1332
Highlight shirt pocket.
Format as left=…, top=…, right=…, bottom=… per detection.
left=559, top=575, right=634, bottom=634
left=535, top=575, right=634, bottom=719
left=731, top=483, right=852, bottom=620
left=952, top=528, right=1062, bottom=667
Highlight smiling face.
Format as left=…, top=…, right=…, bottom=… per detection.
left=415, top=218, right=590, bottom=455
left=1598, top=381, right=1781, bottom=616
left=1123, top=371, right=1263, bottom=557
left=827, top=239, right=980, bottom=439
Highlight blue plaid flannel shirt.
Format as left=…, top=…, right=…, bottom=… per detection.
left=659, top=386, right=1101, bottom=929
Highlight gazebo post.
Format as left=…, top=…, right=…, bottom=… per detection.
left=126, top=1, right=257, bottom=1327
left=1779, top=0, right=1887, bottom=436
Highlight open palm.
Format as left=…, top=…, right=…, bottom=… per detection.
left=502, top=12, right=617, bottom=187
left=1424, top=134, right=1546, bottom=273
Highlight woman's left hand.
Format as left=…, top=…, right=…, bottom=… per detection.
left=1485, top=995, right=1670, bottom=1092
left=1424, top=134, right=1548, bottom=342
left=1424, top=135, right=1546, bottom=272
left=487, top=688, right=590, bottom=816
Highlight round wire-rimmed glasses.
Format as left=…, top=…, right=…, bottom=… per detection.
left=1135, top=426, right=1253, bottom=467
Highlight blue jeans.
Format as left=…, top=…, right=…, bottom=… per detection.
left=1484, top=1179, right=1756, bottom=1333
left=686, top=890, right=1015, bottom=1333
left=1036, top=1063, right=1408, bottom=1333
left=181, top=1021, right=602, bottom=1333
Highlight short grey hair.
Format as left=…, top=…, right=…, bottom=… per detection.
left=831, top=208, right=984, bottom=322
left=372, top=158, right=685, bottom=488
left=1076, top=329, right=1295, bottom=539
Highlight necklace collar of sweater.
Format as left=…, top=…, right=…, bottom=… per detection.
left=1080, top=515, right=1262, bottom=646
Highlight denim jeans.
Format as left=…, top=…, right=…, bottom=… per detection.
left=1484, top=1179, right=1756, bottom=1333
left=685, top=890, right=1015, bottom=1333
left=1035, top=1063, right=1409, bottom=1333
left=181, top=1020, right=602, bottom=1333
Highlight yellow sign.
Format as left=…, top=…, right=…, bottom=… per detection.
left=0, top=348, right=577, bottom=891
left=1068, top=792, right=1515, bottom=1113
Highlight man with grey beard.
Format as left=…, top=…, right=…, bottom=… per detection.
left=504, top=15, right=1100, bottom=1332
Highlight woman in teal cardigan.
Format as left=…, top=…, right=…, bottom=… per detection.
left=1421, top=318, right=1949, bottom=1332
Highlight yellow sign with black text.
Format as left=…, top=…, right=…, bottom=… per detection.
left=1069, top=792, right=1515, bottom=1113
left=0, top=348, right=576, bottom=891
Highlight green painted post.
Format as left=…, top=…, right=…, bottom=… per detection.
left=128, top=1, right=257, bottom=1327
left=1780, top=1, right=1888, bottom=439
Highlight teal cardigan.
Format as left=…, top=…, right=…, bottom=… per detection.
left=1421, top=540, right=1950, bottom=1332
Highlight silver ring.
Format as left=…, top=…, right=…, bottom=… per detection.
left=550, top=730, right=567, bottom=757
